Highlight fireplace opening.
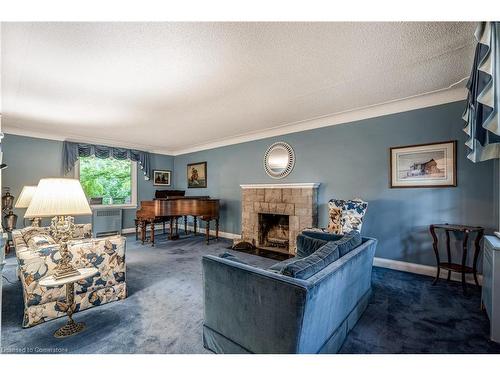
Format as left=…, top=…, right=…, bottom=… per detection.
left=258, top=213, right=289, bottom=253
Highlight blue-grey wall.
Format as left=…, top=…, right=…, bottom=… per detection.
left=173, top=101, right=497, bottom=266
left=2, top=134, right=175, bottom=229
left=3, top=101, right=497, bottom=266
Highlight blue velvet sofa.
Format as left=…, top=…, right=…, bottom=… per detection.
left=202, top=232, right=377, bottom=354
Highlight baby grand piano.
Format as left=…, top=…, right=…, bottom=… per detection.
left=136, top=190, right=220, bottom=246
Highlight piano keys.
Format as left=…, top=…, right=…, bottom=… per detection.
left=136, top=190, right=220, bottom=246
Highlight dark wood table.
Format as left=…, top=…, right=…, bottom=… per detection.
left=429, top=224, right=484, bottom=295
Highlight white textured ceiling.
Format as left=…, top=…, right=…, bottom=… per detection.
left=1, top=22, right=476, bottom=154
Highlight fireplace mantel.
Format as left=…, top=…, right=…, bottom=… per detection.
left=240, top=183, right=320, bottom=189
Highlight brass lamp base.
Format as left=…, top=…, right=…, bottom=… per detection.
left=54, top=319, right=86, bottom=338
left=53, top=282, right=86, bottom=338
left=53, top=246, right=80, bottom=279
left=51, top=215, right=80, bottom=279
left=54, top=267, right=80, bottom=280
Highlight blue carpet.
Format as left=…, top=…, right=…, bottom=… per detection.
left=2, top=234, right=500, bottom=354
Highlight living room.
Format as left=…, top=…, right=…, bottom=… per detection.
left=1, top=1, right=500, bottom=373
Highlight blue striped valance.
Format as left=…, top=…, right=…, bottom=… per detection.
left=463, top=22, right=500, bottom=162
left=63, top=141, right=151, bottom=180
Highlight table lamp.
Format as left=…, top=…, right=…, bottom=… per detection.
left=25, top=178, right=92, bottom=279
left=15, top=186, right=41, bottom=226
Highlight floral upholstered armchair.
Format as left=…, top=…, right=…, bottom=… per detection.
left=305, top=198, right=368, bottom=235
left=12, top=225, right=127, bottom=328
left=327, top=198, right=368, bottom=234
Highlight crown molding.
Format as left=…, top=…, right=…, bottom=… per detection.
left=172, top=86, right=466, bottom=155
left=2, top=86, right=466, bottom=156
left=240, top=183, right=320, bottom=189
left=1, top=125, right=177, bottom=156
left=372, top=256, right=481, bottom=285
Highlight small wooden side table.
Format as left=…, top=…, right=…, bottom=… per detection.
left=39, top=267, right=98, bottom=338
left=429, top=224, right=484, bottom=295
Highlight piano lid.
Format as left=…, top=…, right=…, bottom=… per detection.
left=154, top=190, right=185, bottom=199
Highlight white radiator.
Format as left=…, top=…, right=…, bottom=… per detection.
left=92, top=208, right=123, bottom=237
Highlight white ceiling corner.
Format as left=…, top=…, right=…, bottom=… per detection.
left=1, top=22, right=476, bottom=155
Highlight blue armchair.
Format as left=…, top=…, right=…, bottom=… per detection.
left=202, top=234, right=377, bottom=354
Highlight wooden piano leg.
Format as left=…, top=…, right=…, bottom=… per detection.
left=150, top=220, right=155, bottom=247
left=175, top=217, right=179, bottom=236
left=193, top=216, right=198, bottom=235
left=215, top=218, right=219, bottom=241
left=169, top=217, right=174, bottom=240
left=184, top=216, right=188, bottom=235
left=141, top=220, right=146, bottom=245
left=163, top=220, right=166, bottom=234
left=135, top=219, right=139, bottom=241
left=206, top=220, right=210, bottom=245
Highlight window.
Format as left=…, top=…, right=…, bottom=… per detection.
left=77, top=156, right=137, bottom=207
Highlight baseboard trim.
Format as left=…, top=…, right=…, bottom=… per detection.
left=122, top=227, right=139, bottom=234
left=122, top=225, right=482, bottom=285
left=373, top=256, right=482, bottom=286
left=122, top=224, right=169, bottom=235
left=182, top=225, right=242, bottom=240
left=121, top=224, right=241, bottom=240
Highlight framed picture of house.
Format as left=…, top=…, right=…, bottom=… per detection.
left=153, top=170, right=171, bottom=186
left=187, top=161, right=207, bottom=188
left=390, top=141, right=457, bottom=188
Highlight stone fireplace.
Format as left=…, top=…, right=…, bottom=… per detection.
left=235, top=183, right=320, bottom=255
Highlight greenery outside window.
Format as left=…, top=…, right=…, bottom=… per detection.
left=77, top=156, right=137, bottom=208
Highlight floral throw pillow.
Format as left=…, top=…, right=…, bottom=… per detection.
left=26, top=234, right=57, bottom=251
left=21, top=227, right=49, bottom=243
left=328, top=198, right=368, bottom=234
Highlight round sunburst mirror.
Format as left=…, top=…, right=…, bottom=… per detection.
left=263, top=142, right=295, bottom=179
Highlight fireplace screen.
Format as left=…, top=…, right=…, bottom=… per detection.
left=258, top=213, right=289, bottom=251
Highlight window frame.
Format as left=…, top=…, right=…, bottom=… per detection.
left=74, top=157, right=138, bottom=209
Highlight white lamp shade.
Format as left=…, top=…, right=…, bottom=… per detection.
left=25, top=178, right=92, bottom=218
left=14, top=185, right=37, bottom=209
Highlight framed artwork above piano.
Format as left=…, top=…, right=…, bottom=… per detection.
left=187, top=161, right=207, bottom=188
left=153, top=170, right=171, bottom=186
